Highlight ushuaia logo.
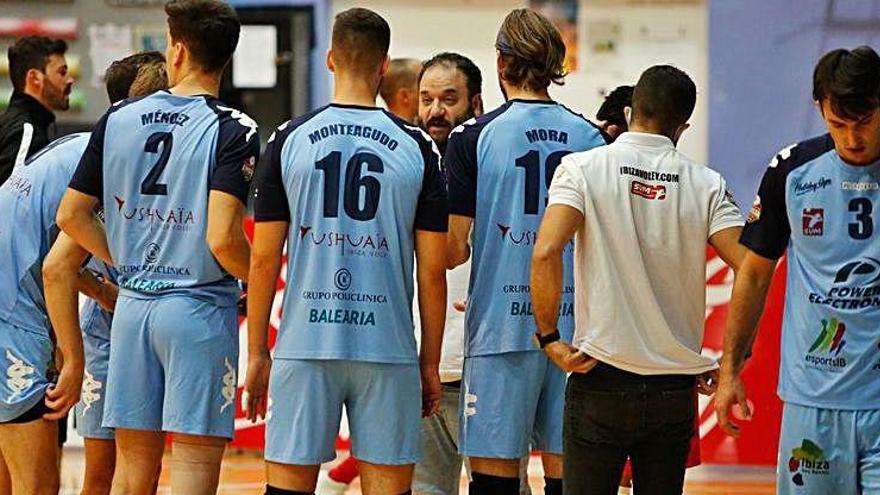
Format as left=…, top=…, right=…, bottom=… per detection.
left=298, top=225, right=390, bottom=258
left=802, top=208, right=824, bottom=236
left=788, top=439, right=830, bottom=486
left=114, top=196, right=196, bottom=231
left=496, top=223, right=573, bottom=252
left=805, top=318, right=847, bottom=371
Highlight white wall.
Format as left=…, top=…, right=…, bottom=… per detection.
left=329, top=0, right=708, bottom=162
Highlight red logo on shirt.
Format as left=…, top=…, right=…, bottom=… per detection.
left=802, top=208, right=824, bottom=236
left=631, top=181, right=667, bottom=200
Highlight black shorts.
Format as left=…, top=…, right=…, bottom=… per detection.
left=0, top=396, right=51, bottom=424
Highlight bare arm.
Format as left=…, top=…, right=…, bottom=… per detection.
left=531, top=204, right=595, bottom=373
left=41, top=233, right=89, bottom=420
left=715, top=249, right=778, bottom=436
left=206, top=190, right=251, bottom=280
left=416, top=229, right=447, bottom=417
left=243, top=220, right=287, bottom=422
left=56, top=189, right=112, bottom=265
left=531, top=204, right=582, bottom=338
left=446, top=215, right=473, bottom=269
left=709, top=226, right=746, bottom=272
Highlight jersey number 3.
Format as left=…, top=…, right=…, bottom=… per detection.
left=141, top=131, right=173, bottom=196
left=849, top=198, right=874, bottom=240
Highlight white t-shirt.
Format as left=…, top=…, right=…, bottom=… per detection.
left=413, top=261, right=469, bottom=382
left=547, top=132, right=743, bottom=375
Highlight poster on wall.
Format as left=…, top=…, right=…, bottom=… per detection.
left=0, top=18, right=78, bottom=39
left=134, top=25, right=167, bottom=53
left=88, top=24, right=134, bottom=88
left=529, top=0, right=579, bottom=73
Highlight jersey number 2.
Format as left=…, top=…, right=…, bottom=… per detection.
left=315, top=151, right=383, bottom=221
left=849, top=198, right=874, bottom=240
left=141, top=131, right=173, bottom=195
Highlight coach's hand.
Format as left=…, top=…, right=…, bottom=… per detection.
left=544, top=341, right=597, bottom=374
left=43, top=360, right=84, bottom=420
left=420, top=365, right=442, bottom=418
left=244, top=353, right=272, bottom=423
left=697, top=369, right=719, bottom=395
left=715, top=371, right=752, bottom=438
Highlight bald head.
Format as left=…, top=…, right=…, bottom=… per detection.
left=379, top=58, right=422, bottom=123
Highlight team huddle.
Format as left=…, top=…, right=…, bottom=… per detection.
left=0, top=1, right=878, bottom=495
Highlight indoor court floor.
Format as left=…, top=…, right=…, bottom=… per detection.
left=58, top=449, right=776, bottom=494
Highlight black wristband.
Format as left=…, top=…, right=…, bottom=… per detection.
left=535, top=329, right=561, bottom=349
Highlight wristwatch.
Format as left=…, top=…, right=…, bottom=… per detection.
left=535, top=329, right=561, bottom=349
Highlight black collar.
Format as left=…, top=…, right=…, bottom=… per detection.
left=9, top=91, right=56, bottom=128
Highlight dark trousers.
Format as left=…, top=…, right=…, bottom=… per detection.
left=563, top=362, right=696, bottom=495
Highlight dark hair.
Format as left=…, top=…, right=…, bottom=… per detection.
left=165, top=0, right=240, bottom=73
left=496, top=8, right=566, bottom=91
left=631, top=65, right=696, bottom=136
left=7, top=36, right=67, bottom=92
left=596, top=85, right=633, bottom=129
left=419, top=52, right=483, bottom=100
left=332, top=8, right=390, bottom=73
left=104, top=51, right=166, bottom=102
left=813, top=46, right=880, bottom=120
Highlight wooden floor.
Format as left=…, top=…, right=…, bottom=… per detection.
left=58, top=448, right=776, bottom=494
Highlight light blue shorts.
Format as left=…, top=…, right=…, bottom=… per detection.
left=0, top=321, right=52, bottom=422
left=459, top=351, right=565, bottom=458
left=778, top=402, right=880, bottom=494
left=103, top=295, right=238, bottom=438
left=75, top=305, right=114, bottom=440
left=265, top=359, right=421, bottom=465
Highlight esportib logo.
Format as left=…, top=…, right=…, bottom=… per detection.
left=809, top=257, right=880, bottom=310
left=801, top=208, right=824, bottom=236
left=113, top=195, right=196, bottom=232
left=630, top=181, right=666, bottom=200
left=788, top=439, right=830, bottom=487
left=804, top=318, right=847, bottom=371
left=298, top=225, right=390, bottom=258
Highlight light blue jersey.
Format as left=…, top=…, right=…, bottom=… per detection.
left=742, top=135, right=880, bottom=409
left=0, top=133, right=89, bottom=336
left=69, top=92, right=259, bottom=307
left=253, top=104, right=447, bottom=364
left=445, top=100, right=607, bottom=356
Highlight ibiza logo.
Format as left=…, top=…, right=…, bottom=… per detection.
left=5, top=350, right=34, bottom=401
left=788, top=439, right=830, bottom=486
left=298, top=225, right=390, bottom=257
left=802, top=208, right=824, bottom=236
left=144, top=242, right=161, bottom=263
left=794, top=177, right=832, bottom=196
left=220, top=357, right=236, bottom=413
left=80, top=368, right=102, bottom=413
left=630, top=181, right=667, bottom=200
